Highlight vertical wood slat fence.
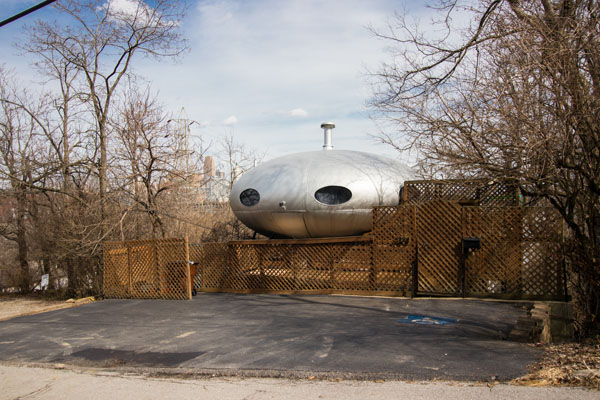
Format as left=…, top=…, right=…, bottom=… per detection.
left=103, top=205, right=565, bottom=301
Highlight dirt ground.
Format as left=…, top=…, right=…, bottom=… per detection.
left=0, top=295, right=95, bottom=322
left=514, top=341, right=600, bottom=390
left=0, top=296, right=598, bottom=390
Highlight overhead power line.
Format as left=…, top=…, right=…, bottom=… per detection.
left=0, top=0, right=58, bottom=28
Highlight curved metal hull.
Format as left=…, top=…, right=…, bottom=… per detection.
left=230, top=150, right=414, bottom=238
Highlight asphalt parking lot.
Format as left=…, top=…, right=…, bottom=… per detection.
left=0, top=293, right=540, bottom=381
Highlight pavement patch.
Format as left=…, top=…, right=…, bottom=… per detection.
left=58, top=348, right=204, bottom=367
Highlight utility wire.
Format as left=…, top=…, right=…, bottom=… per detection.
left=0, top=0, right=58, bottom=28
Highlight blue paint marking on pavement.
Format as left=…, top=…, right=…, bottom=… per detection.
left=397, top=315, right=457, bottom=325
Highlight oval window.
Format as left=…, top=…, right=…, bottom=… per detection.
left=240, top=188, right=260, bottom=206
left=314, top=186, right=352, bottom=205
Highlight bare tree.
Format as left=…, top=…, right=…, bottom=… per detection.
left=0, top=66, right=101, bottom=295
left=24, top=0, right=188, bottom=233
left=370, top=0, right=600, bottom=335
left=0, top=72, right=34, bottom=292
left=219, top=133, right=263, bottom=192
left=113, top=85, right=201, bottom=238
left=0, top=1, right=266, bottom=295
left=0, top=0, right=189, bottom=295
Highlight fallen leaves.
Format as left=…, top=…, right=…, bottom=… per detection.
left=513, top=340, right=600, bottom=390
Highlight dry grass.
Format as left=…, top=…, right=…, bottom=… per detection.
left=513, top=340, right=600, bottom=390
left=0, top=295, right=95, bottom=321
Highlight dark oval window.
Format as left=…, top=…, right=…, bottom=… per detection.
left=314, top=186, right=352, bottom=205
left=240, top=188, right=260, bottom=206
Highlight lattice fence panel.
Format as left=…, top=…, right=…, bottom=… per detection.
left=189, top=243, right=204, bottom=290
left=103, top=238, right=191, bottom=300
left=372, top=206, right=415, bottom=294
left=228, top=244, right=263, bottom=290
left=521, top=208, right=564, bottom=297
left=156, top=239, right=190, bottom=300
left=462, top=207, right=524, bottom=296
left=197, top=242, right=230, bottom=290
left=103, top=242, right=129, bottom=298
left=258, top=245, right=297, bottom=291
left=292, top=244, right=332, bottom=291
left=331, top=243, right=373, bottom=291
left=462, top=207, right=564, bottom=299
left=129, top=243, right=158, bottom=298
left=416, top=200, right=463, bottom=295
left=404, top=179, right=519, bottom=206
left=199, top=239, right=385, bottom=294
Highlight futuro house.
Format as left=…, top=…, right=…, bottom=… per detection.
left=229, top=123, right=414, bottom=238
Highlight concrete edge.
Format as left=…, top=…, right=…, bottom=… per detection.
left=0, top=360, right=517, bottom=384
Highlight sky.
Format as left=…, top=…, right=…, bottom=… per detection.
left=0, top=0, right=433, bottom=165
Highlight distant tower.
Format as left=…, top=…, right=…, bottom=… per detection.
left=203, top=156, right=216, bottom=177
left=172, top=107, right=191, bottom=171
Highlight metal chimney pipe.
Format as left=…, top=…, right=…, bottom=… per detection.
left=321, top=122, right=335, bottom=150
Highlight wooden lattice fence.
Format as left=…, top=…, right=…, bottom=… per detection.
left=416, top=201, right=463, bottom=295
left=463, top=206, right=564, bottom=298
left=372, top=206, right=416, bottom=295
left=402, top=179, right=520, bottom=206
left=104, top=238, right=193, bottom=300
left=198, top=237, right=394, bottom=295
left=103, top=203, right=565, bottom=300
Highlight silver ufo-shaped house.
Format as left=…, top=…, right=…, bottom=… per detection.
left=230, top=123, right=414, bottom=238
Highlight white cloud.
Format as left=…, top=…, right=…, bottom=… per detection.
left=101, top=0, right=178, bottom=28
left=1, top=0, right=425, bottom=165
left=223, top=115, right=238, bottom=126
left=138, top=0, right=430, bottom=161
left=103, top=0, right=140, bottom=17
left=289, top=108, right=308, bottom=117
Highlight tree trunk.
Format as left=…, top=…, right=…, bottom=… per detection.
left=15, top=189, right=30, bottom=292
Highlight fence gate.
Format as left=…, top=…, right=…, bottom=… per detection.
left=415, top=200, right=462, bottom=295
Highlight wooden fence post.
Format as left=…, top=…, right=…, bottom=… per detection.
left=185, top=236, right=192, bottom=300
left=369, top=242, right=376, bottom=291
left=411, top=206, right=418, bottom=298
left=155, top=240, right=162, bottom=296
left=127, top=243, right=132, bottom=297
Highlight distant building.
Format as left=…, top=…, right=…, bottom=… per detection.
left=203, top=156, right=216, bottom=178
left=200, top=156, right=228, bottom=204
left=164, top=155, right=229, bottom=207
